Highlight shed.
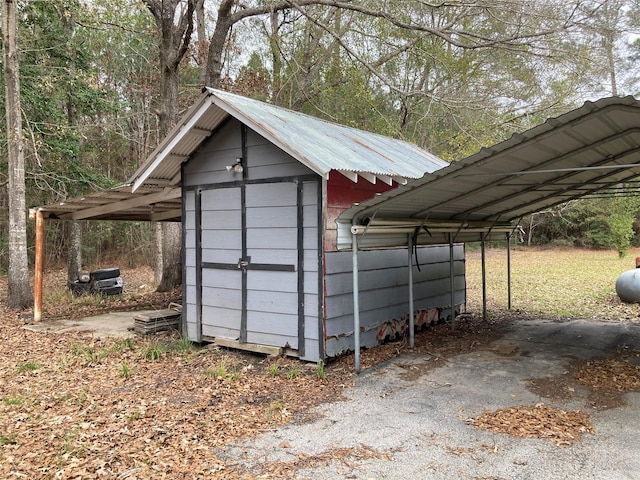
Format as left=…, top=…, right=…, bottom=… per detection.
left=127, top=88, right=465, bottom=361
left=34, top=94, right=640, bottom=368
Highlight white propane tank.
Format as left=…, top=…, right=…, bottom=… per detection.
left=616, top=268, right=640, bottom=303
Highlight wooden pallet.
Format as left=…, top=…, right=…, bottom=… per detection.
left=134, top=308, right=181, bottom=335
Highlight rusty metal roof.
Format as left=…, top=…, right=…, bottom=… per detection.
left=337, top=95, right=640, bottom=249
left=131, top=88, right=448, bottom=191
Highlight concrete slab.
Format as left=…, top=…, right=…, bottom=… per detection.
left=23, top=310, right=158, bottom=338
left=221, top=318, right=640, bottom=480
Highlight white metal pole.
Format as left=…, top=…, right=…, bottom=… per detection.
left=481, top=234, right=487, bottom=322
left=449, top=233, right=455, bottom=331
left=507, top=233, right=512, bottom=310
left=352, top=231, right=361, bottom=374
left=408, top=234, right=415, bottom=349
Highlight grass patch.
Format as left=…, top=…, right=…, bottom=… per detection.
left=465, top=247, right=640, bottom=319
left=0, top=434, right=18, bottom=445
left=315, top=361, right=327, bottom=379
left=268, top=364, right=279, bottom=377
left=17, top=360, right=42, bottom=373
left=119, top=362, right=132, bottom=379
left=2, top=394, right=23, bottom=406
left=287, top=367, right=300, bottom=379
left=142, top=340, right=166, bottom=361
left=205, top=359, right=241, bottom=381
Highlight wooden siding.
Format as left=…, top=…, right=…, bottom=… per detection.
left=183, top=190, right=198, bottom=340
left=182, top=117, right=322, bottom=360
left=324, top=245, right=465, bottom=357
left=325, top=172, right=396, bottom=252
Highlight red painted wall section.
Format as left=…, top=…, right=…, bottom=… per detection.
left=324, top=171, right=396, bottom=252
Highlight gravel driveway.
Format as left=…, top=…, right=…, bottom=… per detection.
left=222, top=318, right=640, bottom=480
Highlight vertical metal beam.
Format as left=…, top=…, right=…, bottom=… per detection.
left=481, top=233, right=487, bottom=322
left=239, top=125, right=248, bottom=343
left=407, top=234, right=415, bottom=349
left=33, top=209, right=44, bottom=322
left=352, top=231, right=361, bottom=374
left=449, top=233, right=455, bottom=332
left=195, top=190, right=203, bottom=342
left=506, top=233, right=512, bottom=310
left=296, top=181, right=305, bottom=357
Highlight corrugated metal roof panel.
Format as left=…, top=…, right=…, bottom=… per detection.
left=130, top=89, right=448, bottom=190
left=209, top=89, right=447, bottom=178
left=337, top=96, right=640, bottom=249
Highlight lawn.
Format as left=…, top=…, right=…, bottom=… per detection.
left=465, top=246, right=640, bottom=322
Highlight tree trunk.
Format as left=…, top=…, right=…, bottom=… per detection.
left=67, top=221, right=82, bottom=282
left=205, top=0, right=234, bottom=87
left=156, top=222, right=181, bottom=291
left=196, top=0, right=207, bottom=87
left=144, top=0, right=197, bottom=291
left=3, top=0, right=33, bottom=309
left=154, top=221, right=163, bottom=285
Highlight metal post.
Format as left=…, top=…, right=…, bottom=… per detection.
left=481, top=234, right=487, bottom=322
left=407, top=234, right=414, bottom=349
left=506, top=233, right=512, bottom=310
left=449, top=233, right=456, bottom=331
left=352, top=231, right=361, bottom=374
left=34, top=209, right=44, bottom=322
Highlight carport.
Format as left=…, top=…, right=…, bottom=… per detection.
left=336, top=95, right=640, bottom=372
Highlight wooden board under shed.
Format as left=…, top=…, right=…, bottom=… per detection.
left=134, top=308, right=181, bottom=335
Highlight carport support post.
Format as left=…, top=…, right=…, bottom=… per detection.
left=33, top=209, right=44, bottom=322
left=481, top=234, right=487, bottom=322
left=407, top=234, right=414, bottom=349
left=506, top=233, right=512, bottom=310
left=352, top=231, right=361, bottom=374
left=449, top=233, right=455, bottom=331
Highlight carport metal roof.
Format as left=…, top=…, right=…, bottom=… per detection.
left=337, top=95, right=640, bottom=250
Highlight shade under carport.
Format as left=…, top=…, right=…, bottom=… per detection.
left=338, top=95, right=640, bottom=373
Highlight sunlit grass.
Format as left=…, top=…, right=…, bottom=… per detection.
left=465, top=246, right=640, bottom=320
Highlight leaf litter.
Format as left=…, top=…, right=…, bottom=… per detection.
left=3, top=248, right=640, bottom=476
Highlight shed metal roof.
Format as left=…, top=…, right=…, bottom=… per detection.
left=131, top=88, right=448, bottom=191
left=37, top=89, right=448, bottom=221
left=337, top=95, right=640, bottom=249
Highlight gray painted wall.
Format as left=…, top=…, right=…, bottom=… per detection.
left=324, top=244, right=465, bottom=357
left=182, top=116, right=467, bottom=362
left=182, top=118, right=322, bottom=361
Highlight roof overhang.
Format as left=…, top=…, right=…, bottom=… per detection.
left=337, top=96, right=640, bottom=250
left=35, top=185, right=182, bottom=222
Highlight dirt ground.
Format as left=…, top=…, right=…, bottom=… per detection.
left=2, top=263, right=640, bottom=478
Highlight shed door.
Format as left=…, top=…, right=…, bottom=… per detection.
left=199, top=182, right=303, bottom=352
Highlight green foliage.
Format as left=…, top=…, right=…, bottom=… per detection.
left=526, top=193, right=640, bottom=255
left=268, top=364, right=279, bottom=377
left=119, top=362, right=132, bottom=379
left=17, top=360, right=41, bottom=373
left=205, top=359, right=241, bottom=381
left=315, top=361, right=327, bottom=379
left=287, top=367, right=300, bottom=379
left=142, top=340, right=166, bottom=361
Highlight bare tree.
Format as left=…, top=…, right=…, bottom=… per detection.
left=143, top=0, right=201, bottom=292
left=2, top=0, right=33, bottom=309
left=203, top=0, right=597, bottom=88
